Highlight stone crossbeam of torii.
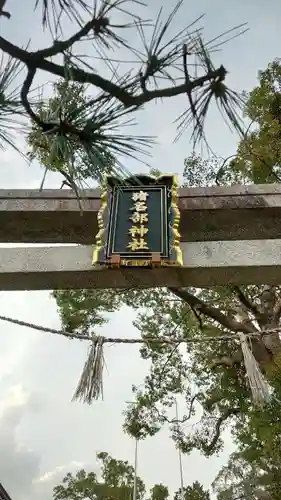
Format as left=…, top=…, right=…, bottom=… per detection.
left=1, top=183, right=281, bottom=290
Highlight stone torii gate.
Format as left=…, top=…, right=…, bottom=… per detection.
left=1, top=183, right=281, bottom=291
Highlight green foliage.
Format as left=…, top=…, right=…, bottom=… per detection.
left=212, top=453, right=260, bottom=499
left=54, top=470, right=100, bottom=500
left=0, top=53, right=26, bottom=155
left=229, top=59, right=281, bottom=184
left=183, top=154, right=232, bottom=187
left=174, top=482, right=210, bottom=500
left=53, top=451, right=208, bottom=500
left=229, top=390, right=281, bottom=499
left=212, top=449, right=281, bottom=500
left=53, top=452, right=145, bottom=500
left=122, top=285, right=253, bottom=453
left=96, top=451, right=145, bottom=500
left=183, top=153, right=247, bottom=187
left=150, top=484, right=169, bottom=500
left=210, top=59, right=281, bottom=500
left=184, top=60, right=281, bottom=188
left=183, top=155, right=220, bottom=187
left=53, top=289, right=123, bottom=334
left=27, top=79, right=118, bottom=185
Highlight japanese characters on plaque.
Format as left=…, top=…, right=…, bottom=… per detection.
left=128, top=190, right=149, bottom=252
left=93, top=174, right=182, bottom=268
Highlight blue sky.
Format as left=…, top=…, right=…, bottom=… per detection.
left=0, top=1, right=281, bottom=499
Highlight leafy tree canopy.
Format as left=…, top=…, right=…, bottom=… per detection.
left=217, top=59, right=281, bottom=185
left=53, top=452, right=145, bottom=500
left=53, top=452, right=209, bottom=500
left=174, top=482, right=210, bottom=500
left=212, top=450, right=279, bottom=500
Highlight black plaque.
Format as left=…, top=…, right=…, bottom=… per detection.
left=93, top=174, right=182, bottom=268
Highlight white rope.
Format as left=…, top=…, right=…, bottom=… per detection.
left=0, top=313, right=277, bottom=405
left=0, top=313, right=280, bottom=344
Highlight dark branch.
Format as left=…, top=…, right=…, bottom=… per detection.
left=132, top=67, right=226, bottom=106
left=0, top=0, right=10, bottom=18
left=182, top=43, right=201, bottom=136
left=0, top=35, right=227, bottom=108
left=168, top=287, right=256, bottom=334
left=232, top=286, right=261, bottom=318
left=0, top=36, right=131, bottom=105
left=20, top=67, right=39, bottom=124
left=205, top=407, right=240, bottom=455
left=155, top=393, right=200, bottom=425
left=210, top=351, right=243, bottom=369
left=33, top=17, right=109, bottom=59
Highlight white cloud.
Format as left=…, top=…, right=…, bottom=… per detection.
left=34, top=462, right=85, bottom=484
left=0, top=384, right=87, bottom=500
left=0, top=386, right=41, bottom=500
left=0, top=385, right=29, bottom=411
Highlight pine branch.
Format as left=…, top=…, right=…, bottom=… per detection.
left=33, top=17, right=110, bottom=59
left=0, top=36, right=131, bottom=105
left=0, top=35, right=227, bottom=107
left=0, top=0, right=10, bottom=18
left=21, top=65, right=111, bottom=141
left=0, top=1, right=248, bottom=166
left=20, top=66, right=38, bottom=123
